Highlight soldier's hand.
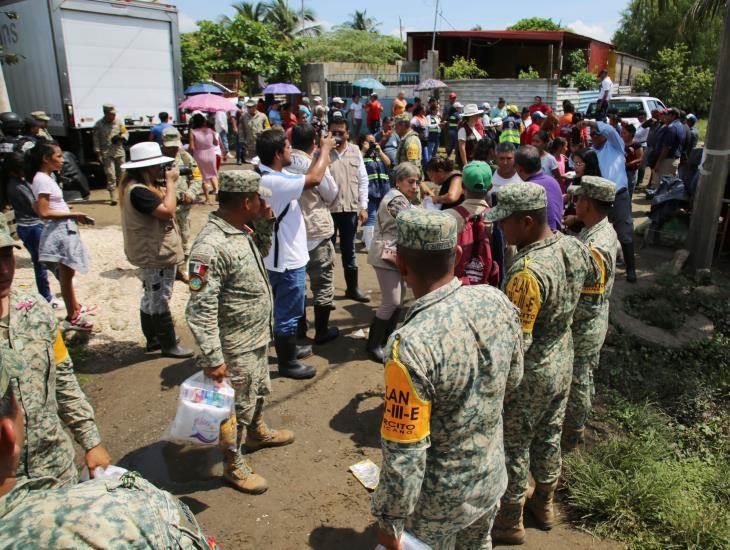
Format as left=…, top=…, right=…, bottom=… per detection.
left=85, top=444, right=112, bottom=477
left=204, top=363, right=227, bottom=382
left=165, top=165, right=180, bottom=185
left=376, top=530, right=402, bottom=550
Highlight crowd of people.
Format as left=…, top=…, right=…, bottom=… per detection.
left=0, top=80, right=702, bottom=549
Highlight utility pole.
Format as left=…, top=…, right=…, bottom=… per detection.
left=687, top=0, right=730, bottom=274
left=399, top=16, right=403, bottom=42
left=431, top=0, right=439, bottom=51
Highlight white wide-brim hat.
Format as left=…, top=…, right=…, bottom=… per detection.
left=462, top=104, right=484, bottom=117
left=122, top=142, right=174, bottom=169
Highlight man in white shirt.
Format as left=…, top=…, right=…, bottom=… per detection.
left=328, top=118, right=370, bottom=302
left=350, top=94, right=363, bottom=139
left=214, top=110, right=230, bottom=158
left=490, top=141, right=524, bottom=271
left=597, top=70, right=613, bottom=122
left=287, top=123, right=341, bottom=346
left=256, top=128, right=336, bottom=379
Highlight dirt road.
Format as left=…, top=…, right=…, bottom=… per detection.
left=14, top=176, right=622, bottom=549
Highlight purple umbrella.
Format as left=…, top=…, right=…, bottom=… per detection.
left=415, top=79, right=448, bottom=91
left=263, top=82, right=302, bottom=95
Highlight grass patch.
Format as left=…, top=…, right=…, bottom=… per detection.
left=563, top=275, right=730, bottom=548
left=695, top=118, right=707, bottom=143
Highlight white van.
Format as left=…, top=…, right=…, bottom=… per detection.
left=585, top=96, right=666, bottom=127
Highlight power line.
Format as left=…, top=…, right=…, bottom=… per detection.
left=438, top=10, right=457, bottom=31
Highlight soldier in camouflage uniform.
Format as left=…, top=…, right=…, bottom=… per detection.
left=394, top=113, right=422, bottom=177
left=186, top=170, right=294, bottom=494
left=160, top=127, right=203, bottom=267
left=372, top=209, right=524, bottom=550
left=0, top=217, right=112, bottom=488
left=563, top=176, right=618, bottom=449
left=240, top=99, right=271, bottom=162
left=92, top=103, right=128, bottom=205
left=0, top=361, right=214, bottom=548
left=30, top=111, right=53, bottom=141
left=484, top=182, right=599, bottom=544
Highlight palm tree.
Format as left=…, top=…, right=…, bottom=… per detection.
left=264, top=0, right=322, bottom=38
left=344, top=10, right=380, bottom=32
left=637, top=0, right=725, bottom=22
left=232, top=1, right=268, bottom=22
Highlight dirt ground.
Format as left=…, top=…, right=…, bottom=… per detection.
left=13, top=163, right=631, bottom=549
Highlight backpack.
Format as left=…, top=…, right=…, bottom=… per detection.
left=454, top=206, right=500, bottom=286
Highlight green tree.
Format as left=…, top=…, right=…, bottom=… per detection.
left=264, top=0, right=321, bottom=38
left=442, top=56, right=488, bottom=80
left=507, top=17, right=566, bottom=31
left=517, top=66, right=540, bottom=79
left=231, top=1, right=267, bottom=22
left=633, top=44, right=714, bottom=114
left=297, top=29, right=405, bottom=64
left=180, top=16, right=299, bottom=91
left=342, top=10, right=379, bottom=32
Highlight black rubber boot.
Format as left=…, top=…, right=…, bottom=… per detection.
left=297, top=313, right=308, bottom=339
left=141, top=310, right=159, bottom=352
left=275, top=334, right=316, bottom=379
left=383, top=308, right=401, bottom=345
left=296, top=343, right=313, bottom=359
left=366, top=316, right=391, bottom=363
left=344, top=267, right=370, bottom=302
left=622, top=242, right=637, bottom=283
left=314, top=305, right=339, bottom=345
left=155, top=311, right=194, bottom=358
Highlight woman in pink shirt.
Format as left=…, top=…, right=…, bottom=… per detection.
left=188, top=113, right=219, bottom=204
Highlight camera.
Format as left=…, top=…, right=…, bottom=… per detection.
left=333, top=136, right=343, bottom=146
left=163, top=163, right=192, bottom=177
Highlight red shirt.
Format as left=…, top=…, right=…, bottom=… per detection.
left=281, top=112, right=297, bottom=130
left=522, top=122, right=541, bottom=146
left=528, top=103, right=550, bottom=116
left=365, top=100, right=383, bottom=123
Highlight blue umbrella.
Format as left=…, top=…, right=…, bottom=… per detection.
left=263, top=82, right=301, bottom=95
left=184, top=82, right=225, bottom=96
left=352, top=78, right=386, bottom=90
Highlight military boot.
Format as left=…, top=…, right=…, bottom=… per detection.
left=313, top=305, right=339, bottom=345
left=245, top=412, right=295, bottom=452
left=491, top=499, right=526, bottom=545
left=222, top=450, right=268, bottom=494
left=366, top=316, right=391, bottom=363
left=526, top=480, right=559, bottom=530
left=344, top=267, right=370, bottom=302
left=622, top=242, right=637, bottom=283
left=562, top=427, right=585, bottom=452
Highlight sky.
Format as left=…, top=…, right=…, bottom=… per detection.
left=171, top=0, right=631, bottom=44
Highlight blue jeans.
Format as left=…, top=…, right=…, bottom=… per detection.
left=219, top=130, right=229, bottom=153
left=447, top=129, right=459, bottom=157
left=268, top=266, right=306, bottom=336
left=331, top=212, right=358, bottom=270
left=427, top=134, right=440, bottom=160
left=17, top=224, right=53, bottom=302
left=366, top=197, right=382, bottom=227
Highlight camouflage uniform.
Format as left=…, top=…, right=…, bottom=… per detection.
left=0, top=472, right=212, bottom=548
left=1, top=287, right=102, bottom=487
left=241, top=109, right=270, bottom=160
left=185, top=171, right=275, bottom=474
left=395, top=127, right=423, bottom=177
left=565, top=178, right=618, bottom=438
left=372, top=209, right=524, bottom=548
left=92, top=104, right=128, bottom=194
left=485, top=182, right=599, bottom=506
left=173, top=149, right=203, bottom=257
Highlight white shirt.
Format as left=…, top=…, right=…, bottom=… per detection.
left=32, top=172, right=69, bottom=213
left=540, top=153, right=559, bottom=176
left=489, top=171, right=523, bottom=204
left=600, top=77, right=613, bottom=102
left=214, top=111, right=228, bottom=133
left=350, top=101, right=363, bottom=120
left=259, top=163, right=309, bottom=272
left=334, top=145, right=369, bottom=210
left=457, top=125, right=481, bottom=142
left=635, top=125, right=650, bottom=145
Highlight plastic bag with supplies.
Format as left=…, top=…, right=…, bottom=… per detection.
left=164, top=371, right=236, bottom=448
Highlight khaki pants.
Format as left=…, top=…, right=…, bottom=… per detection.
left=306, top=239, right=335, bottom=307
left=650, top=157, right=679, bottom=188
left=101, top=155, right=124, bottom=193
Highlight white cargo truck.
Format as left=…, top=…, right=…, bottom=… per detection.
left=0, top=0, right=183, bottom=162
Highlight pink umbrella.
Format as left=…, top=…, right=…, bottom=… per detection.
left=179, top=93, right=238, bottom=112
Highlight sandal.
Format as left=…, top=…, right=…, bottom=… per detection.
left=79, top=304, right=98, bottom=315
left=64, top=313, right=94, bottom=332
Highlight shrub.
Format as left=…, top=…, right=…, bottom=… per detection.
left=442, top=56, right=488, bottom=80
left=518, top=66, right=540, bottom=79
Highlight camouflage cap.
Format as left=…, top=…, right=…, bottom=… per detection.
left=394, top=113, right=412, bottom=124
left=30, top=110, right=51, bottom=121
left=161, top=127, right=182, bottom=147
left=219, top=170, right=272, bottom=198
left=245, top=99, right=256, bottom=107
left=396, top=209, right=457, bottom=251
left=567, top=176, right=616, bottom=202
left=484, top=181, right=547, bottom=222
left=0, top=215, right=20, bottom=250
left=102, top=104, right=116, bottom=113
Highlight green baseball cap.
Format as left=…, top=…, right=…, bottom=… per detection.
left=394, top=113, right=412, bottom=124
left=484, top=182, right=547, bottom=222
left=219, top=170, right=272, bottom=197
left=462, top=161, right=492, bottom=193
left=0, top=215, right=20, bottom=250
left=567, top=176, right=616, bottom=202
left=396, top=209, right=457, bottom=251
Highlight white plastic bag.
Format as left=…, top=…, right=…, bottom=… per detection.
left=164, top=371, right=235, bottom=447
left=79, top=464, right=128, bottom=482
left=375, top=531, right=431, bottom=550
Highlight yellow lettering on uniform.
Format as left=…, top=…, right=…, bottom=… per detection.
left=406, top=140, right=420, bottom=161
left=192, top=166, right=202, bottom=180
left=381, top=360, right=431, bottom=443
left=505, top=266, right=541, bottom=334
left=582, top=246, right=607, bottom=295
left=53, top=329, right=69, bottom=365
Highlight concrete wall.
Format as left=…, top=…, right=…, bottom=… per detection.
left=302, top=61, right=416, bottom=104
left=444, top=79, right=557, bottom=110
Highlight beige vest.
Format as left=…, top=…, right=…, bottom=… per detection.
left=121, top=183, right=183, bottom=268
left=367, top=189, right=408, bottom=271
left=290, top=150, right=334, bottom=242
left=328, top=144, right=362, bottom=213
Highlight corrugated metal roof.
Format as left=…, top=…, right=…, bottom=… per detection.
left=407, top=30, right=613, bottom=47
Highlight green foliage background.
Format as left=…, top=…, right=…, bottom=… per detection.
left=442, top=56, right=488, bottom=80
